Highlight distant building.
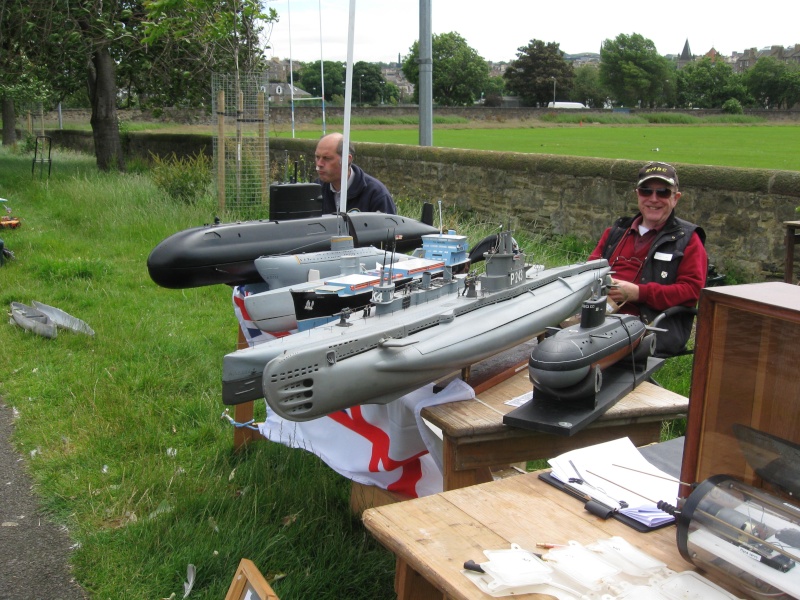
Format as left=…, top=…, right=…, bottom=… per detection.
left=268, top=83, right=311, bottom=104
left=676, top=39, right=693, bottom=70
left=381, top=66, right=414, bottom=102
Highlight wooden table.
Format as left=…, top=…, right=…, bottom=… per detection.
left=423, top=364, right=689, bottom=491
left=363, top=471, right=744, bottom=600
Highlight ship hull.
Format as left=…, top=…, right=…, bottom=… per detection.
left=528, top=313, right=653, bottom=401
left=221, top=259, right=611, bottom=419
left=147, top=212, right=439, bottom=289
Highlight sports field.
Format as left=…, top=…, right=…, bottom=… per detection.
left=287, top=125, right=800, bottom=171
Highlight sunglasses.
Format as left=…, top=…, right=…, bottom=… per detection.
left=636, top=187, right=673, bottom=199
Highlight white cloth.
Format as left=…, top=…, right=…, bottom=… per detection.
left=258, top=379, right=475, bottom=498
left=233, top=287, right=476, bottom=497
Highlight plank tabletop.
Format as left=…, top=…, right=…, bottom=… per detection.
left=363, top=472, right=740, bottom=600
left=423, top=367, right=688, bottom=438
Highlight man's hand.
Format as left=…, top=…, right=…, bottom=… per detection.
left=608, top=279, right=639, bottom=304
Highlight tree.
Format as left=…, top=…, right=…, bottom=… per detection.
left=676, top=57, right=751, bottom=109
left=353, top=61, right=384, bottom=105
left=599, top=33, right=671, bottom=107
left=503, top=39, right=573, bottom=107
left=743, top=56, right=800, bottom=109
left=570, top=64, right=608, bottom=108
left=143, top=0, right=278, bottom=106
left=297, top=61, right=346, bottom=102
left=401, top=32, right=488, bottom=106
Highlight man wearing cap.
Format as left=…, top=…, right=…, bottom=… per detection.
left=588, top=161, right=707, bottom=357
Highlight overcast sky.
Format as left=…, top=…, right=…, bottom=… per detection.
left=263, top=0, right=798, bottom=65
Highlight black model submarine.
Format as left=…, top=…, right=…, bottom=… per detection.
left=527, top=296, right=656, bottom=402
left=147, top=209, right=440, bottom=289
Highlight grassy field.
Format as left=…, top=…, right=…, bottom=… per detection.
left=284, top=124, right=800, bottom=171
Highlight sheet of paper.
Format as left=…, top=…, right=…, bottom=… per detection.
left=548, top=437, right=679, bottom=527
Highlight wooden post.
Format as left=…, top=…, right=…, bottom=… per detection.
left=217, top=90, right=226, bottom=212
left=258, top=92, right=268, bottom=207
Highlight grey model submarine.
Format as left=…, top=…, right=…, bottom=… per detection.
left=528, top=295, right=656, bottom=401
left=222, top=228, right=611, bottom=421
left=146, top=209, right=440, bottom=289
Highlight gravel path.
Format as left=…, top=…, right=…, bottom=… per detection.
left=0, top=401, right=88, bottom=599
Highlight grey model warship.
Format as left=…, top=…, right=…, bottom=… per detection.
left=222, top=228, right=611, bottom=421
left=243, top=230, right=470, bottom=333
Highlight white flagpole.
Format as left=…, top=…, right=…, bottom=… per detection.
left=339, top=0, right=356, bottom=214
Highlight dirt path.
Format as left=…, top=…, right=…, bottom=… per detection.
left=0, top=401, right=87, bottom=599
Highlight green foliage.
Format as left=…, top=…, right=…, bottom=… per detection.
left=676, top=57, right=752, bottom=109
left=599, top=33, right=672, bottom=107
left=721, top=98, right=744, bottom=114
left=149, top=152, right=212, bottom=204
left=401, top=32, right=489, bottom=106
left=298, top=60, right=347, bottom=102
left=571, top=65, right=609, bottom=109
left=503, top=39, right=574, bottom=107
left=743, top=56, right=800, bottom=109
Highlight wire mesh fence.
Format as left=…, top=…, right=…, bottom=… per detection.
left=211, top=72, right=270, bottom=217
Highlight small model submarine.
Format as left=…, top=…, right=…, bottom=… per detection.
left=528, top=296, right=656, bottom=402
left=503, top=296, right=659, bottom=436
left=146, top=209, right=440, bottom=289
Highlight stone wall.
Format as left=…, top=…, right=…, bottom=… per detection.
left=46, top=130, right=800, bottom=281
left=271, top=137, right=800, bottom=281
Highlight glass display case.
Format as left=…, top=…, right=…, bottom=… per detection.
left=680, top=282, right=800, bottom=501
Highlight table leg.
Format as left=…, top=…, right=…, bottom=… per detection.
left=442, top=434, right=493, bottom=491
left=233, top=326, right=260, bottom=450
left=786, top=224, right=797, bottom=284
left=394, top=558, right=445, bottom=600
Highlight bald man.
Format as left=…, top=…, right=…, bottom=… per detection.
left=314, top=133, right=396, bottom=214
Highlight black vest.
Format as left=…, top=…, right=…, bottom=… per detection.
left=601, top=212, right=706, bottom=357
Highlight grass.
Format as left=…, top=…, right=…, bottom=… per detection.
left=0, top=147, right=399, bottom=599
left=5, top=111, right=753, bottom=597
left=284, top=124, right=800, bottom=171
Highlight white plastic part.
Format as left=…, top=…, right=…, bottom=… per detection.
left=590, top=536, right=667, bottom=577
left=545, top=541, right=621, bottom=590
left=657, top=571, right=742, bottom=600
left=481, top=543, right=552, bottom=589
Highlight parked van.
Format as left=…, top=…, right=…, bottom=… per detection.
left=547, top=102, right=588, bottom=109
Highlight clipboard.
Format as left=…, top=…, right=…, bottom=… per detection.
left=538, top=471, right=674, bottom=533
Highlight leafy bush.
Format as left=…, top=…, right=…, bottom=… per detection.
left=722, top=98, right=744, bottom=114
left=149, top=152, right=211, bottom=204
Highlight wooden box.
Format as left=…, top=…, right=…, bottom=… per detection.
left=680, top=282, right=800, bottom=499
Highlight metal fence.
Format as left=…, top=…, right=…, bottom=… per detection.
left=211, top=72, right=270, bottom=215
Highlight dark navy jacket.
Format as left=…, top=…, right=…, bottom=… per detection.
left=320, top=165, right=396, bottom=214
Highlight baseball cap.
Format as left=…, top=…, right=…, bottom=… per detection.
left=637, top=162, right=679, bottom=188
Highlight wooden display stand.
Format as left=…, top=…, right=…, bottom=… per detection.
left=224, top=558, right=279, bottom=600
left=681, top=282, right=800, bottom=498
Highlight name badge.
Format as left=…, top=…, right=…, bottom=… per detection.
left=654, top=252, right=673, bottom=261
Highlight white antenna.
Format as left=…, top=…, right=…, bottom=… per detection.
left=438, top=200, right=443, bottom=234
